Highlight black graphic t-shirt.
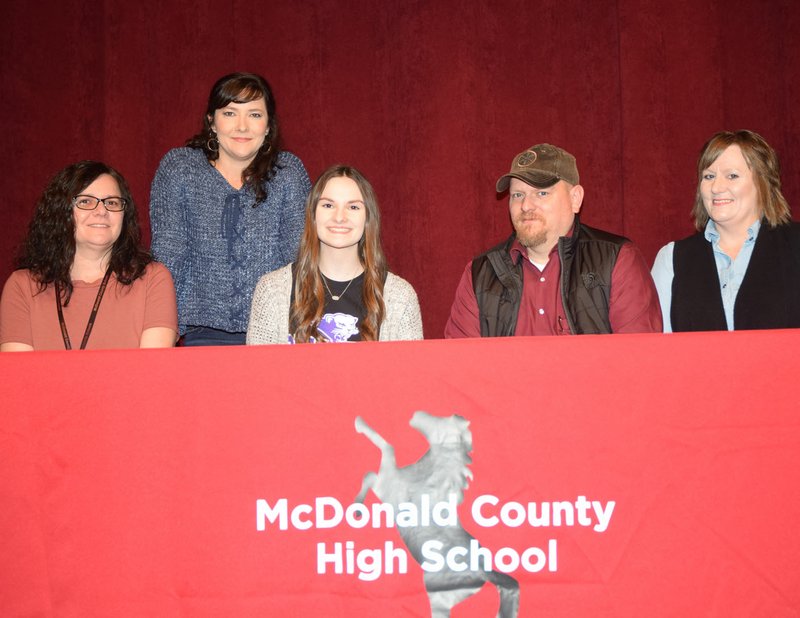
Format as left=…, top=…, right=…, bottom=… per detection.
left=289, top=273, right=366, bottom=342
left=318, top=274, right=365, bottom=342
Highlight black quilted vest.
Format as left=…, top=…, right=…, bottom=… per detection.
left=471, top=219, right=627, bottom=336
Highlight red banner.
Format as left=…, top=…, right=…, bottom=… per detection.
left=2, top=331, right=799, bottom=617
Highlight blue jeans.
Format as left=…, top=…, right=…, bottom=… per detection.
left=182, top=326, right=246, bottom=347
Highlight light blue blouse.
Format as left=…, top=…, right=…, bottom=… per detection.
left=651, top=219, right=761, bottom=332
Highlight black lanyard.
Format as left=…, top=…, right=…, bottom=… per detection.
left=54, top=268, right=113, bottom=350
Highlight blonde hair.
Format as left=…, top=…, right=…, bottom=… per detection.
left=692, top=130, right=790, bottom=230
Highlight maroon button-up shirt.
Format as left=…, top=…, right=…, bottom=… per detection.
left=444, top=237, right=662, bottom=337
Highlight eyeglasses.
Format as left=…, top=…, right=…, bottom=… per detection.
left=73, top=195, right=127, bottom=212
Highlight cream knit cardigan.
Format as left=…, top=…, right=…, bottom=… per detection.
left=246, top=264, right=423, bottom=344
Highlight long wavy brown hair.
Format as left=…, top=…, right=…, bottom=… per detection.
left=185, top=72, right=281, bottom=205
left=290, top=165, right=388, bottom=342
left=16, top=161, right=152, bottom=305
left=692, top=129, right=791, bottom=230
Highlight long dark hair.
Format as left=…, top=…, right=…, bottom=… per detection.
left=692, top=130, right=790, bottom=230
left=290, top=165, right=388, bottom=342
left=186, top=72, right=281, bottom=205
left=16, top=161, right=151, bottom=305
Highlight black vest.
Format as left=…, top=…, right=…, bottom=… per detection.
left=671, top=222, right=800, bottom=331
left=471, top=219, right=627, bottom=336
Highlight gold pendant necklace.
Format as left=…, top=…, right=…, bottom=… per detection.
left=322, top=273, right=357, bottom=301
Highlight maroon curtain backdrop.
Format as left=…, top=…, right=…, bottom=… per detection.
left=2, top=0, right=799, bottom=336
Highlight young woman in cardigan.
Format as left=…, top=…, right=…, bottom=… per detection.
left=247, top=165, right=423, bottom=344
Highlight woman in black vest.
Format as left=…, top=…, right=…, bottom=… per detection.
left=651, top=130, right=800, bottom=331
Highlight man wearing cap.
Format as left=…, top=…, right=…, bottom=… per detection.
left=444, top=143, right=661, bottom=337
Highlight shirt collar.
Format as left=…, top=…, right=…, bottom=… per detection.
left=704, top=218, right=762, bottom=244
left=509, top=239, right=527, bottom=264
left=509, top=237, right=562, bottom=265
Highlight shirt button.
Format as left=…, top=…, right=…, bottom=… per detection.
left=538, top=308, right=545, bottom=315
left=539, top=276, right=546, bottom=282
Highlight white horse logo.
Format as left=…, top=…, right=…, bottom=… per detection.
left=355, top=412, right=520, bottom=617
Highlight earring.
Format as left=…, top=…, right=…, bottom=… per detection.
left=207, top=134, right=219, bottom=152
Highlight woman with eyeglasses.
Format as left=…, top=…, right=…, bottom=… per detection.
left=247, top=164, right=423, bottom=344
left=0, top=161, right=177, bottom=350
left=149, top=72, right=310, bottom=346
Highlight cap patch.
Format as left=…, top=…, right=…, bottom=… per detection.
left=517, top=151, right=537, bottom=167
